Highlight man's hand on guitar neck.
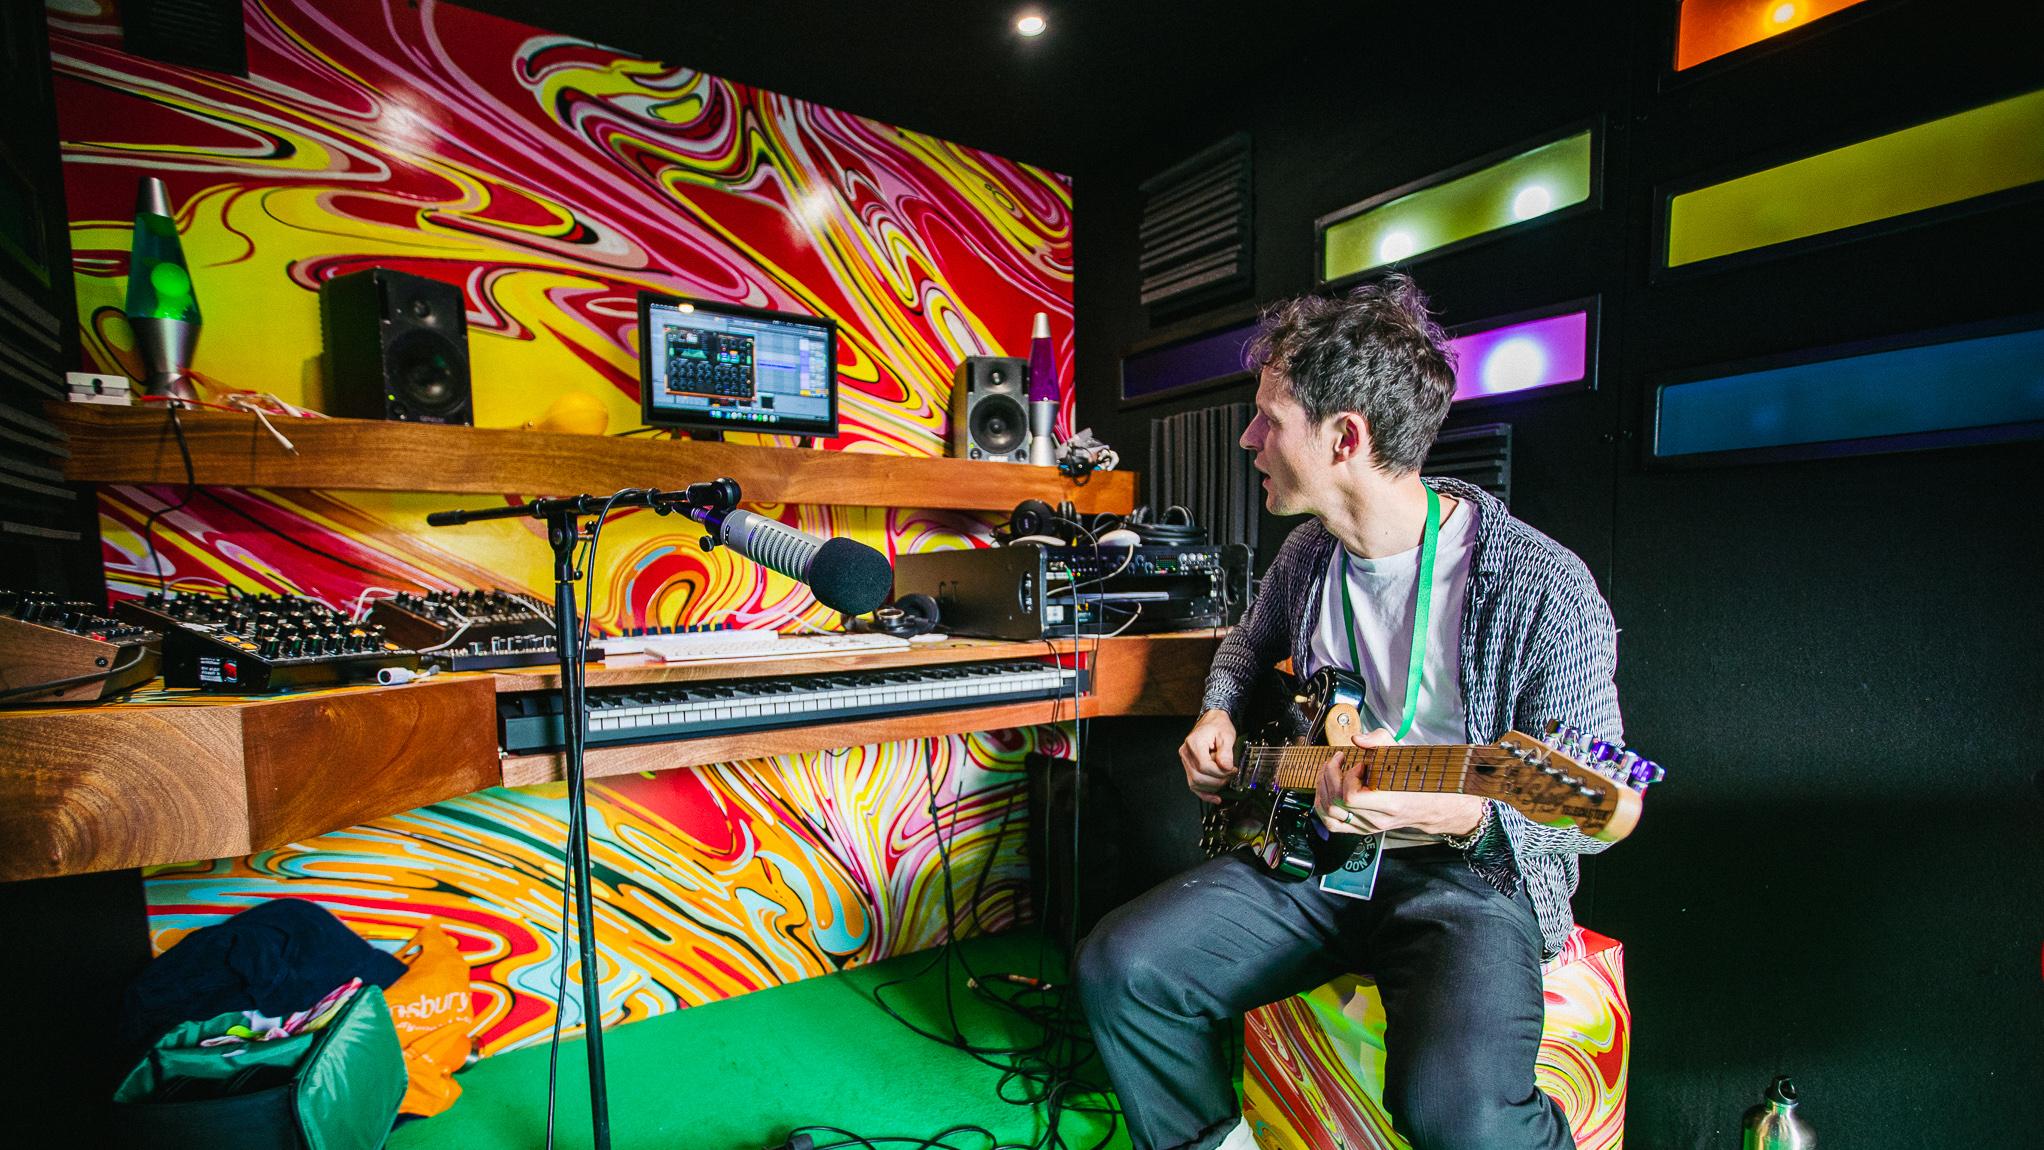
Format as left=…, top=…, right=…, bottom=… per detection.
left=1180, top=709, right=1239, bottom=805
left=1314, top=727, right=1487, bottom=838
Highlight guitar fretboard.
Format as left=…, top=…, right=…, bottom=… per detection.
left=1239, top=744, right=1476, bottom=794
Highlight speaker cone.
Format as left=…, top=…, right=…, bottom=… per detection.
left=388, top=328, right=466, bottom=417
left=970, top=394, right=1026, bottom=455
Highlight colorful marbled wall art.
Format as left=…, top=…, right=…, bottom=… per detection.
left=146, top=725, right=1068, bottom=1055
left=49, top=0, right=1084, bottom=1047
left=1241, top=929, right=1629, bottom=1150
left=49, top=0, right=1074, bottom=615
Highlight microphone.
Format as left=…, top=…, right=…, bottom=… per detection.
left=692, top=507, right=892, bottom=616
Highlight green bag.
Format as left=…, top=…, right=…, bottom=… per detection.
left=112, top=984, right=409, bottom=1150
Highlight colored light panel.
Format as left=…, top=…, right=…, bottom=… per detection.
left=1121, top=317, right=1259, bottom=403
left=1655, top=325, right=2044, bottom=459
left=1674, top=0, right=1871, bottom=71
left=1321, top=130, right=1593, bottom=284
left=1666, top=87, right=2044, bottom=269
left=1447, top=308, right=1589, bottom=403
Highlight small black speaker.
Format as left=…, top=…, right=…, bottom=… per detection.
left=951, top=356, right=1028, bottom=463
left=320, top=269, right=472, bottom=425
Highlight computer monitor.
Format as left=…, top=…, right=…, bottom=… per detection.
left=637, top=292, right=839, bottom=439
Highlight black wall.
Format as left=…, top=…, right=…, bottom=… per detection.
left=1073, top=2, right=2044, bottom=1146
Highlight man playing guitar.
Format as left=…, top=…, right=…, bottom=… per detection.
left=1076, top=275, right=1624, bottom=1150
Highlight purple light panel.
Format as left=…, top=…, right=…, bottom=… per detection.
left=1447, top=309, right=1589, bottom=403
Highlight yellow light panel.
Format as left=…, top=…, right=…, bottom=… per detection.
left=1665, top=87, right=2044, bottom=269
left=1675, top=0, right=1871, bottom=71
left=1320, top=130, right=1594, bottom=284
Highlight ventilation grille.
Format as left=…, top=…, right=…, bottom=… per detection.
left=1426, top=422, right=1513, bottom=505
left=1138, top=134, right=1252, bottom=313
left=1147, top=402, right=1257, bottom=552
left=124, top=0, right=249, bottom=76
left=0, top=271, right=84, bottom=562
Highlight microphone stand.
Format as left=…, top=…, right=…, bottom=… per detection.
left=423, top=480, right=740, bottom=1150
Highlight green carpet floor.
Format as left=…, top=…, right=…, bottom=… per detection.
left=388, top=931, right=1133, bottom=1150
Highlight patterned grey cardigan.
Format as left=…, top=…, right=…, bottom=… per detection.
left=1200, top=476, right=1623, bottom=959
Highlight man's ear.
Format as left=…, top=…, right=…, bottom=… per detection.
left=1328, top=411, right=1370, bottom=464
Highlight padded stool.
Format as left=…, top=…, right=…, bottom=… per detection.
left=1242, top=926, right=1628, bottom=1149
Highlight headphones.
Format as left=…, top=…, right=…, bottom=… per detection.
left=851, top=591, right=942, bottom=638
left=1002, top=498, right=1083, bottom=546
left=1124, top=504, right=1207, bottom=547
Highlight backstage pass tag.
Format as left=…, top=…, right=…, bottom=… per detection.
left=1318, top=831, right=1384, bottom=900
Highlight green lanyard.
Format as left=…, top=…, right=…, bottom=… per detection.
left=1338, top=484, right=1440, bottom=742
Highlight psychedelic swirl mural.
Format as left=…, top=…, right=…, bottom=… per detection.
left=1242, top=928, right=1629, bottom=1149
left=48, top=0, right=1077, bottom=1048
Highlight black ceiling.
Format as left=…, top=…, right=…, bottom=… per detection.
left=454, top=0, right=1346, bottom=175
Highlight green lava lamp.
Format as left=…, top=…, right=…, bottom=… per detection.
left=125, top=176, right=201, bottom=402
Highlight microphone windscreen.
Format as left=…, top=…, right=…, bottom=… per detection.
left=809, top=537, right=893, bottom=616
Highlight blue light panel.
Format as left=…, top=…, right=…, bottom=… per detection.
left=1655, top=325, right=2044, bottom=459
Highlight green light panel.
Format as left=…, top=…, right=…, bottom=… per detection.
left=1666, top=87, right=2044, bottom=269
left=1320, top=129, right=1594, bottom=284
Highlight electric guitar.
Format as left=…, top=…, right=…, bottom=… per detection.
left=1199, top=666, right=1663, bottom=880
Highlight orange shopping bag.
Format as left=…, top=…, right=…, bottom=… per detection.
left=384, top=922, right=475, bottom=1117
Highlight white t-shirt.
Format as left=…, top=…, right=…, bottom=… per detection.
left=1303, top=497, right=1477, bottom=847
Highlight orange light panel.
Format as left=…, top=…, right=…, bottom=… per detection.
left=1675, top=0, right=1871, bottom=71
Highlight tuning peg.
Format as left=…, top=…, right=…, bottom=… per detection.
left=1628, top=759, right=1665, bottom=791
left=1612, top=749, right=1639, bottom=781
left=1586, top=739, right=1616, bottom=764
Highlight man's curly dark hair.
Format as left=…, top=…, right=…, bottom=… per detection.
left=1246, top=274, right=1458, bottom=475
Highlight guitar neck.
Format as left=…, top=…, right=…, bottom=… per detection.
left=1242, top=744, right=1475, bottom=795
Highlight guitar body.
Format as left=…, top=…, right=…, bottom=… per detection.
left=1200, top=667, right=1374, bottom=880
left=1196, top=667, right=1655, bottom=879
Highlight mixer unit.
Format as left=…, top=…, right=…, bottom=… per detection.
left=118, top=592, right=421, bottom=692
left=0, top=591, right=161, bottom=703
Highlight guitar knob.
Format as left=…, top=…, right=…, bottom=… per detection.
left=1292, top=694, right=1312, bottom=706
left=1628, top=760, right=1665, bottom=791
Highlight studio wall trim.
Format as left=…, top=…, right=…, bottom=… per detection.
left=1660, top=86, right=2044, bottom=274
left=1672, top=0, right=1877, bottom=73
left=1445, top=298, right=1598, bottom=407
left=1651, top=317, right=2044, bottom=466
left=1317, top=122, right=1600, bottom=287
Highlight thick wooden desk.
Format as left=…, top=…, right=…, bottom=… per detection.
left=0, top=632, right=1218, bottom=883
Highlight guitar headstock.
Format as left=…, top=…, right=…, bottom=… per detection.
left=1466, top=727, right=1660, bottom=843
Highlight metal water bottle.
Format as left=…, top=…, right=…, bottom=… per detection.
left=1741, top=1076, right=1814, bottom=1150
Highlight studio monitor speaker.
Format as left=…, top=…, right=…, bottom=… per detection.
left=951, top=356, right=1028, bottom=463
left=320, top=268, right=473, bottom=425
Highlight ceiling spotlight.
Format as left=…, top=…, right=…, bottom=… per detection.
left=1016, top=12, right=1047, bottom=37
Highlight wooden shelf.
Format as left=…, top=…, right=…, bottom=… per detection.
left=48, top=405, right=1136, bottom=514
left=0, top=632, right=1219, bottom=882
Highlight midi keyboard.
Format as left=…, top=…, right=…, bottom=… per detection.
left=499, top=658, right=1084, bottom=753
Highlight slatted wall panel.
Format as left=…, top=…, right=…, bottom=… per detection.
left=1426, top=422, right=1514, bottom=505
left=1147, top=402, right=1258, bottom=551
left=1138, top=134, right=1252, bottom=313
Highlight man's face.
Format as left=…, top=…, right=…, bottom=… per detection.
left=1241, top=367, right=1335, bottom=517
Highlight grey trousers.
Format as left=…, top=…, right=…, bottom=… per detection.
left=1075, top=846, right=1574, bottom=1150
